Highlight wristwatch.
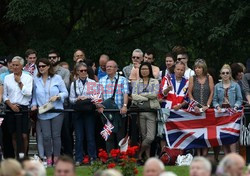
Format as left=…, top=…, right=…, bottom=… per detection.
left=207, top=104, right=210, bottom=108
left=123, top=104, right=127, bottom=107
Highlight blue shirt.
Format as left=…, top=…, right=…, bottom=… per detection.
left=31, top=74, right=68, bottom=120
left=99, top=73, right=129, bottom=109
left=97, top=67, right=107, bottom=80
left=213, top=81, right=242, bottom=108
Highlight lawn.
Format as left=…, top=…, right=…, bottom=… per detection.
left=46, top=166, right=189, bottom=176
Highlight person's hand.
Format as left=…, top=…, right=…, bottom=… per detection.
left=217, top=106, right=222, bottom=113
left=202, top=105, right=209, bottom=112
left=77, top=96, right=87, bottom=101
left=194, top=106, right=200, bottom=113
left=98, top=107, right=104, bottom=114
left=31, top=106, right=37, bottom=111
left=50, top=95, right=60, bottom=102
left=120, top=106, right=127, bottom=115
left=163, top=85, right=173, bottom=95
left=134, top=62, right=140, bottom=68
left=173, top=104, right=181, bottom=111
left=10, top=104, right=20, bottom=112
left=14, top=74, right=21, bottom=83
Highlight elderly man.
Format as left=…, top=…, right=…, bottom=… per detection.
left=143, top=157, right=165, bottom=176
left=54, top=156, right=76, bottom=176
left=123, top=49, right=144, bottom=79
left=73, top=49, right=86, bottom=63
left=98, top=60, right=129, bottom=152
left=189, top=157, right=212, bottom=176
left=3, top=56, right=33, bottom=158
left=129, top=49, right=160, bottom=82
left=217, top=153, right=245, bottom=176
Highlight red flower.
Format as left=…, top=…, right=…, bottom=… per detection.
left=98, top=149, right=108, bottom=163
left=107, top=163, right=116, bottom=168
left=110, top=149, right=120, bottom=158
left=130, top=158, right=137, bottom=163
left=133, top=168, right=139, bottom=174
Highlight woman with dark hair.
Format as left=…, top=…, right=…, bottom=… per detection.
left=31, top=58, right=68, bottom=166
left=132, top=62, right=160, bottom=164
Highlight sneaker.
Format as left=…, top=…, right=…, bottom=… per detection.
left=75, top=161, right=81, bottom=167
left=83, top=155, right=89, bottom=165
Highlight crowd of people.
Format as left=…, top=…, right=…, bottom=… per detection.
left=0, top=45, right=249, bottom=175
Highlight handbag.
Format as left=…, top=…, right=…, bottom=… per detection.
left=132, top=101, right=151, bottom=109
left=159, top=146, right=183, bottom=165
left=74, top=98, right=96, bottom=112
left=73, top=80, right=96, bottom=112
left=101, top=75, right=121, bottom=133
left=38, top=101, right=54, bottom=114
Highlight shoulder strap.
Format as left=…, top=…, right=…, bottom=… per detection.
left=111, top=74, right=119, bottom=99
left=74, top=80, right=78, bottom=97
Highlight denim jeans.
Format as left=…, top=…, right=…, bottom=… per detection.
left=74, top=112, right=96, bottom=162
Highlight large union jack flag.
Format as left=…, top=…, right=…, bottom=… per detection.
left=165, top=108, right=243, bottom=150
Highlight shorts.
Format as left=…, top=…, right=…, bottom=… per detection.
left=6, top=105, right=29, bottom=134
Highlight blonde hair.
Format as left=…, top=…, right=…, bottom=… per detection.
left=0, top=159, right=24, bottom=176
left=220, top=64, right=232, bottom=80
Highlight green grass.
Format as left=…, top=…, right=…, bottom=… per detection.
left=47, top=166, right=189, bottom=176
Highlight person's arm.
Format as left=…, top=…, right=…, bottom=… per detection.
left=69, top=82, right=77, bottom=104
left=206, top=75, right=214, bottom=107
left=234, top=83, right=243, bottom=108
left=188, top=76, right=194, bottom=101
left=242, top=74, right=250, bottom=103
left=141, top=79, right=159, bottom=99
left=0, top=85, right=3, bottom=103
left=20, top=76, right=33, bottom=96
left=120, top=78, right=129, bottom=115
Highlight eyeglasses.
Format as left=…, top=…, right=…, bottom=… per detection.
left=78, top=69, right=87, bottom=73
left=177, top=57, right=186, bottom=61
left=221, top=72, right=230, bottom=75
left=132, top=56, right=140, bottom=60
left=38, top=65, right=47, bottom=68
left=48, top=56, right=57, bottom=60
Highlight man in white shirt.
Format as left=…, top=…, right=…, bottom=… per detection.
left=3, top=56, right=33, bottom=158
left=177, top=51, right=194, bottom=79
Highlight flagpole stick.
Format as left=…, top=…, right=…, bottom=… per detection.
left=101, top=112, right=110, bottom=122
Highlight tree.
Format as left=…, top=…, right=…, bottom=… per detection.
left=0, top=0, right=249, bottom=70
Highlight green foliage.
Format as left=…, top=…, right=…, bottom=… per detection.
left=0, top=0, right=249, bottom=70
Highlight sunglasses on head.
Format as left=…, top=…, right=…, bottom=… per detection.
left=78, top=69, right=87, bottom=73
left=221, top=72, right=229, bottom=75
left=38, top=65, right=47, bottom=68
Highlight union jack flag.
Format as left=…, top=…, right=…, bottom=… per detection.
left=100, top=121, right=114, bottom=141
left=187, top=99, right=198, bottom=112
left=165, top=108, right=243, bottom=150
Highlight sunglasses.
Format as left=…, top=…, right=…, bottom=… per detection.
left=38, top=65, right=47, bottom=68
left=132, top=56, right=140, bottom=60
left=78, top=69, right=87, bottom=73
left=221, top=72, right=230, bottom=75
left=177, top=57, right=186, bottom=61
left=48, top=56, right=57, bottom=59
